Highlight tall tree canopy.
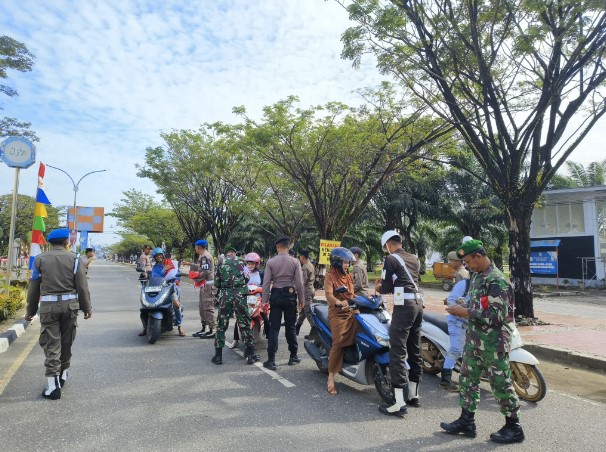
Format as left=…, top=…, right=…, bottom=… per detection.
left=340, top=0, right=606, bottom=316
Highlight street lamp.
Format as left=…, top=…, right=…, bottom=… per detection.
left=46, top=165, right=108, bottom=251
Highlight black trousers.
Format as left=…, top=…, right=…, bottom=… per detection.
left=267, top=289, right=298, bottom=360
left=389, top=300, right=423, bottom=388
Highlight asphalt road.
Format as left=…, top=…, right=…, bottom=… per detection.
left=0, top=261, right=605, bottom=452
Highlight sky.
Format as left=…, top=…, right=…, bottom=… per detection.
left=1, top=0, right=604, bottom=246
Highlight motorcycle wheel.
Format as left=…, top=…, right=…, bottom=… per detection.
left=420, top=337, right=443, bottom=375
left=510, top=362, right=547, bottom=402
left=373, top=363, right=394, bottom=404
left=147, top=317, right=161, bottom=344
left=315, top=340, right=329, bottom=374
left=252, top=321, right=262, bottom=343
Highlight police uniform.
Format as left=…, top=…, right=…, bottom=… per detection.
left=190, top=240, right=215, bottom=337
left=262, top=236, right=305, bottom=370
left=440, top=240, right=524, bottom=444
left=379, top=246, right=423, bottom=408
left=25, top=228, right=92, bottom=400
left=212, top=247, right=257, bottom=365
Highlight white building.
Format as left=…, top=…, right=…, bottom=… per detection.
left=530, top=186, right=606, bottom=287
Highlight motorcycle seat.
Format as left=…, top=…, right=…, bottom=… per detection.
left=423, top=311, right=449, bottom=335
left=314, top=304, right=330, bottom=329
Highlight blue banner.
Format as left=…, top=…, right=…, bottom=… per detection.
left=530, top=251, right=558, bottom=275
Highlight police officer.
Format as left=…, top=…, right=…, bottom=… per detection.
left=375, top=230, right=423, bottom=417
left=262, top=235, right=305, bottom=370
left=440, top=240, right=525, bottom=444
left=25, top=228, right=92, bottom=400
left=211, top=246, right=258, bottom=365
left=350, top=246, right=369, bottom=296
left=138, top=244, right=153, bottom=279
left=295, top=249, right=316, bottom=338
left=190, top=239, right=215, bottom=338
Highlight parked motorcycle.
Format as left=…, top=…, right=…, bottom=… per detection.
left=420, top=311, right=547, bottom=402
left=304, top=294, right=394, bottom=403
left=137, top=272, right=181, bottom=344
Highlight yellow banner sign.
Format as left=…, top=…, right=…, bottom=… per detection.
left=319, top=239, right=341, bottom=265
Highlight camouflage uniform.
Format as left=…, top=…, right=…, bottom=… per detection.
left=459, top=264, right=520, bottom=417
left=214, top=255, right=252, bottom=349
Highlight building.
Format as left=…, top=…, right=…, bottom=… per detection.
left=530, top=186, right=606, bottom=287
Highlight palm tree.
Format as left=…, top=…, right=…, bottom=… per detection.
left=565, top=160, right=606, bottom=187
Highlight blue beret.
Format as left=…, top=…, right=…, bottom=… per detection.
left=47, top=228, right=70, bottom=240
left=195, top=239, right=208, bottom=247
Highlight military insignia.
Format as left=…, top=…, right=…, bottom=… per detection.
left=288, top=287, right=294, bottom=294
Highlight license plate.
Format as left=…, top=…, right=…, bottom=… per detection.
left=145, top=286, right=163, bottom=292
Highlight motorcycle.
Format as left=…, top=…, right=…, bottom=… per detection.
left=304, top=294, right=394, bottom=403
left=420, top=311, right=547, bottom=402
left=246, top=284, right=269, bottom=343
left=137, top=271, right=181, bottom=344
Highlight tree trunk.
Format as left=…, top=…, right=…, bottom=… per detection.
left=506, top=204, right=535, bottom=318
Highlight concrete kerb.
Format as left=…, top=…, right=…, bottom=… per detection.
left=0, top=318, right=32, bottom=354
left=525, top=344, right=606, bottom=373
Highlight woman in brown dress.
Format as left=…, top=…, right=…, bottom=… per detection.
left=324, top=247, right=358, bottom=395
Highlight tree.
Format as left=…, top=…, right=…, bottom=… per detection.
left=565, top=159, right=606, bottom=187
left=340, top=0, right=606, bottom=317
left=0, top=194, right=61, bottom=255
left=0, top=36, right=37, bottom=141
left=235, top=85, right=452, bottom=240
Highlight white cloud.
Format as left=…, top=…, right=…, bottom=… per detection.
left=1, top=0, right=604, bottom=246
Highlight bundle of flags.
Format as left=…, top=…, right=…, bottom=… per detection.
left=29, top=162, right=52, bottom=269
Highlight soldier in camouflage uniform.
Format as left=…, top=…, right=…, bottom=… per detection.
left=440, top=239, right=525, bottom=444
left=211, top=246, right=259, bottom=365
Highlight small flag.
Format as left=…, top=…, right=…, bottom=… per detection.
left=38, top=162, right=46, bottom=178
left=34, top=203, right=48, bottom=217
left=31, top=230, right=46, bottom=245
left=36, top=188, right=51, bottom=205
left=33, top=216, right=46, bottom=232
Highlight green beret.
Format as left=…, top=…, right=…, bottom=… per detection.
left=224, top=245, right=237, bottom=253
left=457, top=239, right=484, bottom=257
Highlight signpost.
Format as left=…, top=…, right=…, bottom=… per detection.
left=318, top=239, right=341, bottom=265
left=0, top=137, right=36, bottom=288
left=530, top=239, right=561, bottom=288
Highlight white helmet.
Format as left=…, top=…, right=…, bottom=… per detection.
left=381, top=230, right=401, bottom=252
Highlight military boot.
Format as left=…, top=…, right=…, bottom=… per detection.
left=440, top=409, right=477, bottom=438
left=211, top=347, right=223, bottom=365
left=378, top=387, right=407, bottom=417
left=59, top=370, right=68, bottom=388
left=490, top=416, right=525, bottom=444
left=42, top=376, right=62, bottom=400
left=406, top=381, right=421, bottom=407
left=245, top=345, right=260, bottom=365
left=439, top=369, right=458, bottom=391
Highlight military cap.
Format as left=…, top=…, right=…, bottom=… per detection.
left=224, top=245, right=237, bottom=253
left=194, top=239, right=208, bottom=247
left=457, top=239, right=484, bottom=257
left=47, top=228, right=70, bottom=241
left=275, top=235, right=291, bottom=246
left=447, top=251, right=462, bottom=261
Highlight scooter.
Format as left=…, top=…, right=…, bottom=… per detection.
left=420, top=311, right=547, bottom=402
left=138, top=273, right=180, bottom=344
left=304, top=294, right=394, bottom=403
left=246, top=284, right=270, bottom=343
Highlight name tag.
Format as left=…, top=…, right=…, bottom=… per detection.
left=394, top=287, right=405, bottom=306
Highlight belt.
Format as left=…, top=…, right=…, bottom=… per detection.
left=40, top=293, right=78, bottom=302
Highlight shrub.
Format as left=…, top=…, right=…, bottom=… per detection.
left=0, top=287, right=24, bottom=321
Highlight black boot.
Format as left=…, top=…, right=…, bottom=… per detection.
left=406, top=381, right=421, bottom=407
left=42, top=376, right=62, bottom=400
left=245, top=345, right=260, bottom=365
left=263, top=357, right=276, bottom=370
left=439, top=369, right=458, bottom=391
left=440, top=409, right=477, bottom=438
left=490, top=416, right=525, bottom=444
left=288, top=354, right=301, bottom=365
left=378, top=387, right=407, bottom=417
left=192, top=324, right=206, bottom=337
left=211, top=347, right=223, bottom=365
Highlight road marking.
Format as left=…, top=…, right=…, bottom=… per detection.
left=0, top=324, right=39, bottom=395
left=231, top=348, right=296, bottom=388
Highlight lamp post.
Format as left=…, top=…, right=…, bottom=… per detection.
left=46, top=165, right=108, bottom=251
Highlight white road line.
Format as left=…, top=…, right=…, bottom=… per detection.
left=0, top=322, right=39, bottom=395
left=231, top=348, right=296, bottom=388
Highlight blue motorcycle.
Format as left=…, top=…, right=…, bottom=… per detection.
left=304, top=294, right=394, bottom=403
left=138, top=275, right=180, bottom=344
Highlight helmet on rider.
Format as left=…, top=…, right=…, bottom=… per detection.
left=381, top=230, right=401, bottom=252
left=245, top=252, right=261, bottom=266
left=151, top=247, right=165, bottom=258
left=330, top=247, right=355, bottom=271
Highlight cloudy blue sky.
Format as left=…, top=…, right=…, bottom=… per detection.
left=0, top=0, right=603, bottom=246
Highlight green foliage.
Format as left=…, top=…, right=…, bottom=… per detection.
left=0, top=286, right=24, bottom=320
left=0, top=35, right=38, bottom=140
left=0, top=194, right=61, bottom=256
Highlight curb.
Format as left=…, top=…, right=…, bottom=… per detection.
left=0, top=318, right=33, bottom=354
left=525, top=344, right=606, bottom=373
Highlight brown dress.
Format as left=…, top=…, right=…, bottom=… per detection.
left=324, top=268, right=358, bottom=374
